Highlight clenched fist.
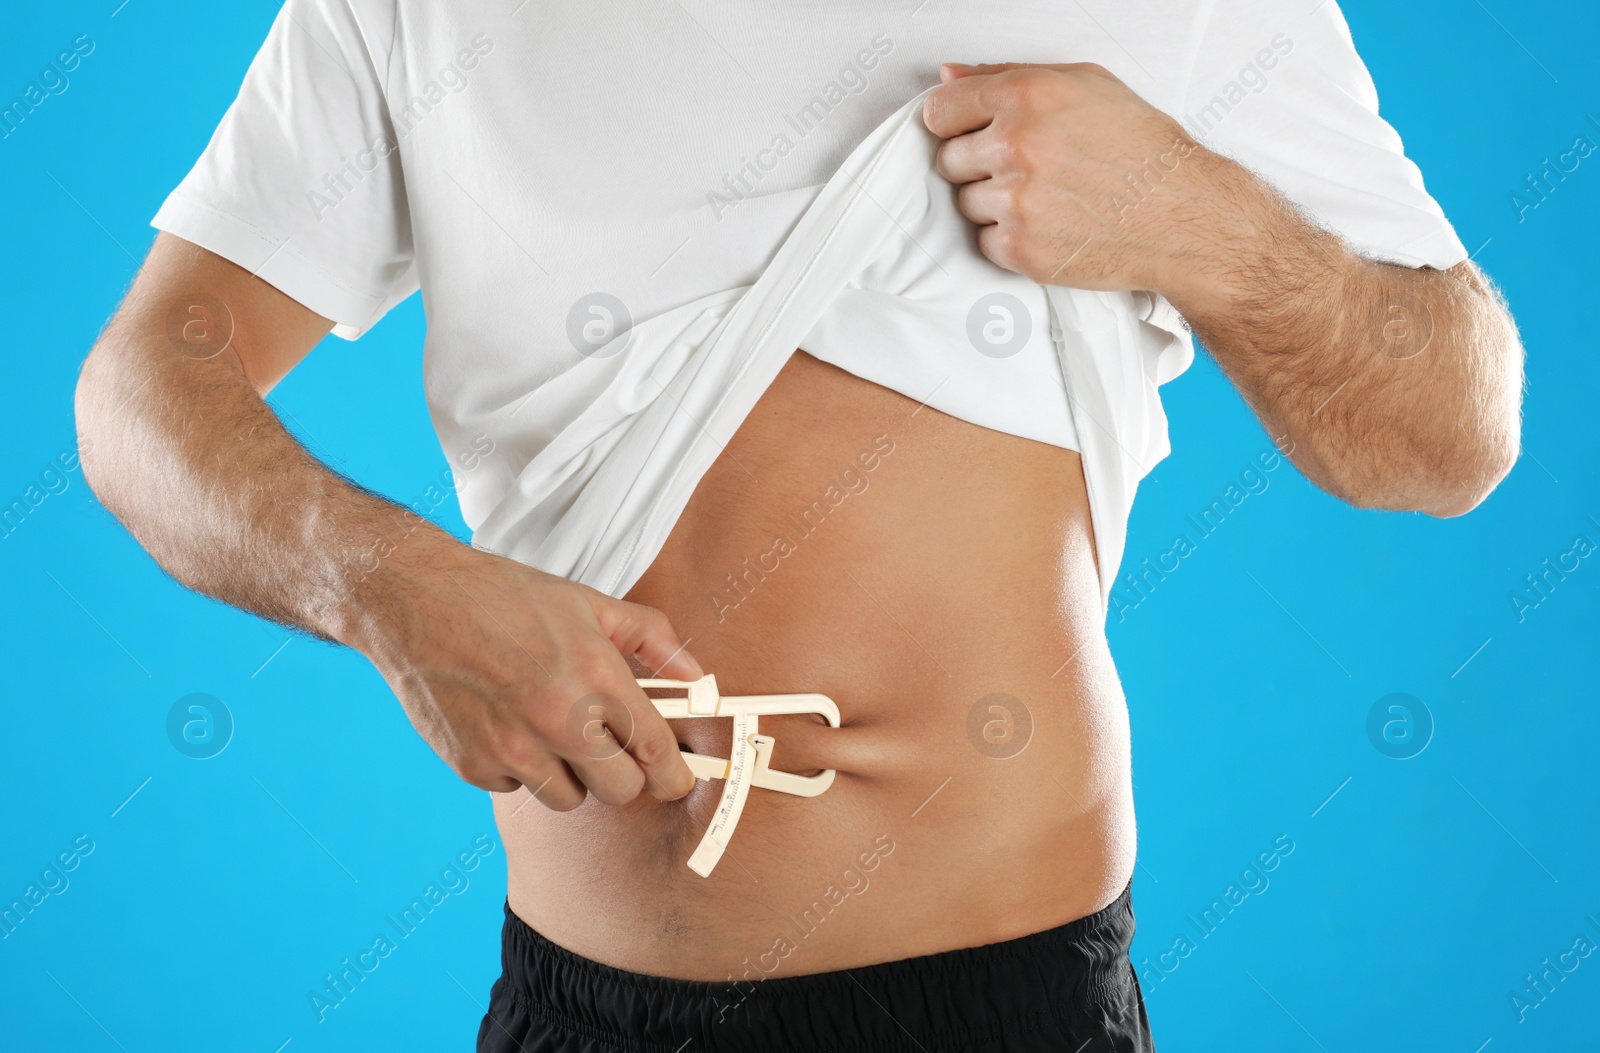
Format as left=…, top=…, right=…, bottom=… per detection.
left=924, top=61, right=1253, bottom=303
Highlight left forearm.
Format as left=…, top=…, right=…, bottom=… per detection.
left=921, top=61, right=1524, bottom=516
left=1163, top=157, right=1525, bottom=517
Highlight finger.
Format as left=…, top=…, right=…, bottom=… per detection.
left=927, top=63, right=1122, bottom=138
left=504, top=761, right=588, bottom=813
left=592, top=596, right=703, bottom=680
left=939, top=61, right=1040, bottom=82
left=565, top=713, right=694, bottom=805
left=470, top=771, right=524, bottom=794
left=518, top=761, right=588, bottom=812
left=935, top=128, right=1003, bottom=185
left=942, top=61, right=1114, bottom=81
left=922, top=74, right=1000, bottom=140
left=977, top=221, right=1029, bottom=278
left=559, top=663, right=697, bottom=802
left=608, top=676, right=698, bottom=801
left=955, top=177, right=1008, bottom=226
left=555, top=684, right=647, bottom=804
left=564, top=742, right=649, bottom=807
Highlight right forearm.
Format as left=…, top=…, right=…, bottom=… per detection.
left=78, top=236, right=699, bottom=808
left=74, top=319, right=450, bottom=651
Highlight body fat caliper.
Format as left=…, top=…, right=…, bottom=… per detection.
left=638, top=674, right=840, bottom=877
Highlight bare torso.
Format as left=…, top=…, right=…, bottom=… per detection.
left=496, top=350, right=1135, bottom=981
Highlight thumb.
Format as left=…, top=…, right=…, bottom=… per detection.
left=591, top=595, right=704, bottom=680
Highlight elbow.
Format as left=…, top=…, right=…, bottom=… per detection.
left=72, top=349, right=108, bottom=499
left=1336, top=269, right=1525, bottom=518
left=1421, top=278, right=1525, bottom=518
left=73, top=339, right=133, bottom=505
left=1421, top=432, right=1519, bottom=518
left=1328, top=422, right=1520, bottom=519
left=1374, top=428, right=1519, bottom=519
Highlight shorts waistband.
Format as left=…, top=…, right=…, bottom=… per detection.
left=491, top=883, right=1137, bottom=1053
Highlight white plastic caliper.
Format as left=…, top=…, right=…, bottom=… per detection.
left=639, top=674, right=839, bottom=877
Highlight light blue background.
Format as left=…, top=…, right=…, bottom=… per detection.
left=1, top=2, right=1595, bottom=1050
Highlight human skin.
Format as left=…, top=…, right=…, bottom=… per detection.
left=924, top=62, right=1525, bottom=514
left=75, top=60, right=1521, bottom=981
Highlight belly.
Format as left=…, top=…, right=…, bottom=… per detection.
left=496, top=350, right=1135, bottom=980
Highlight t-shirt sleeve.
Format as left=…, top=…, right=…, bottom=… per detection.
left=1179, top=0, right=1468, bottom=270
left=151, top=0, right=417, bottom=340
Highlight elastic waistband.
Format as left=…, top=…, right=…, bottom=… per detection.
left=495, top=884, right=1137, bottom=1053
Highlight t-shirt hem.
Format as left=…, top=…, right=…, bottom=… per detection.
left=149, top=192, right=390, bottom=341
left=1348, top=224, right=1469, bottom=271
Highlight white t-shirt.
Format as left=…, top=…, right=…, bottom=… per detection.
left=152, top=0, right=1467, bottom=601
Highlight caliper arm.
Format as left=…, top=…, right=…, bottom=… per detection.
left=639, top=675, right=840, bottom=876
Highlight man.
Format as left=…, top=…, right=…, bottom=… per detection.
left=74, top=1, right=1522, bottom=1049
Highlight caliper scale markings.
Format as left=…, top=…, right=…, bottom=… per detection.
left=639, top=675, right=840, bottom=877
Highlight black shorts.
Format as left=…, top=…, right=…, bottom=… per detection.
left=477, top=883, right=1155, bottom=1052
